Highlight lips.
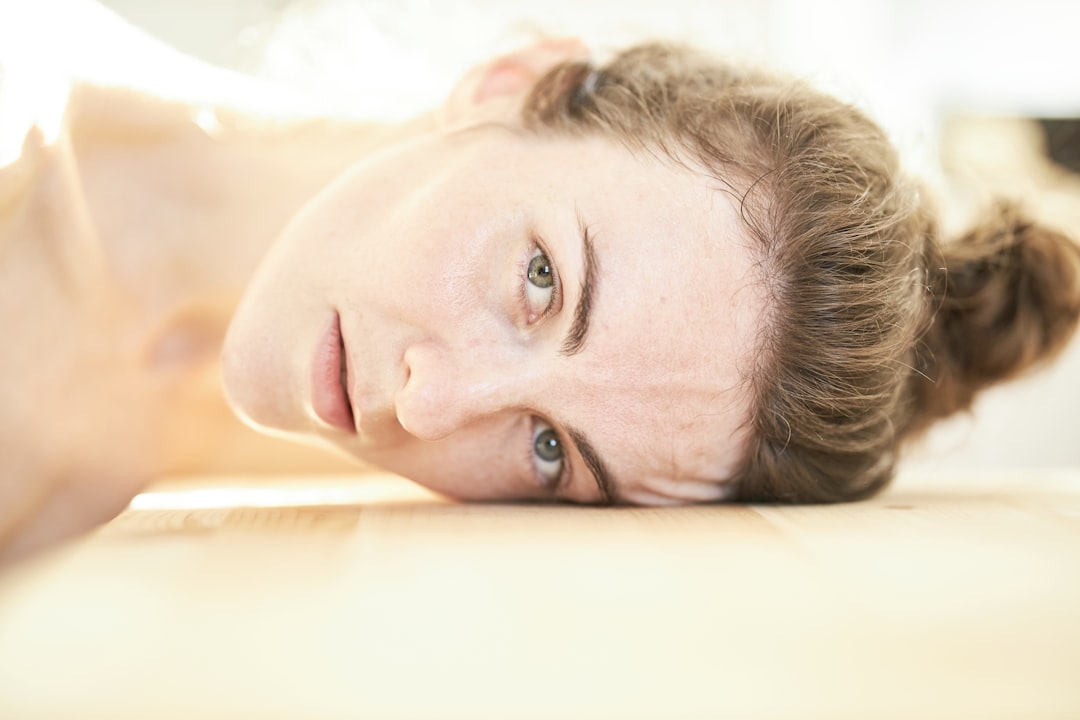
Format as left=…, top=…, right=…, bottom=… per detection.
left=311, top=312, right=356, bottom=433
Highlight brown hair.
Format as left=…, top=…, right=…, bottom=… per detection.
left=521, top=43, right=1080, bottom=503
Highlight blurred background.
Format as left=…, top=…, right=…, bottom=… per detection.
left=28, top=0, right=1080, bottom=473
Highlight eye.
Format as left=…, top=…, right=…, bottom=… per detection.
left=532, top=420, right=565, bottom=489
left=522, top=246, right=559, bottom=323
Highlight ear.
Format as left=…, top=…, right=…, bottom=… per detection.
left=441, top=38, right=589, bottom=127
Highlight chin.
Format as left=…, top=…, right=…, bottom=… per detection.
left=220, top=323, right=300, bottom=436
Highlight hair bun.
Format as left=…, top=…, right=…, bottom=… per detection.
left=909, top=203, right=1080, bottom=433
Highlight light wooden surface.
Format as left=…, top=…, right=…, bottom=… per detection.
left=1, top=470, right=1078, bottom=719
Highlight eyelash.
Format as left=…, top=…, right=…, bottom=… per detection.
left=530, top=417, right=568, bottom=494
left=518, top=237, right=562, bottom=325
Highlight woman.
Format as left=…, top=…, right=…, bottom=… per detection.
left=2, top=23, right=1079, bottom=559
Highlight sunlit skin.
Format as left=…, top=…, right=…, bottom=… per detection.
left=0, top=37, right=765, bottom=560
left=223, top=48, right=767, bottom=506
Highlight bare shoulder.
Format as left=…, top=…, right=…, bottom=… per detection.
left=0, top=53, right=150, bottom=558
left=0, top=60, right=70, bottom=223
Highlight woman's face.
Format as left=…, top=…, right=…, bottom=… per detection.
left=223, top=117, right=765, bottom=505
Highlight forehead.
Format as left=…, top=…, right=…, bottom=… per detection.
left=520, top=135, right=765, bottom=495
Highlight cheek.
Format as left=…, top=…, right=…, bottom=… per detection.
left=362, top=432, right=532, bottom=502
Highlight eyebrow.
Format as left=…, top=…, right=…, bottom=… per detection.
left=556, top=211, right=613, bottom=504
left=559, top=210, right=597, bottom=357
left=567, top=426, right=617, bottom=506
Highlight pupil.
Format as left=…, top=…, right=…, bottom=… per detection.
left=534, top=428, right=562, bottom=462
left=528, top=254, right=554, bottom=288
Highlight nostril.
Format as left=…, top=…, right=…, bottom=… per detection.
left=394, top=372, right=446, bottom=442
left=396, top=340, right=473, bottom=442
left=400, top=343, right=422, bottom=383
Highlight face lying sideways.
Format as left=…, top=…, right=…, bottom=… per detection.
left=223, top=120, right=766, bottom=506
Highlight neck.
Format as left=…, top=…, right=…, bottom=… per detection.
left=67, top=83, right=434, bottom=364
left=58, top=83, right=433, bottom=474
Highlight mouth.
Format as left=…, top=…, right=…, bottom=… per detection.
left=311, top=311, right=357, bottom=433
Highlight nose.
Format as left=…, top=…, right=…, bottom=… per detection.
left=393, top=338, right=532, bottom=441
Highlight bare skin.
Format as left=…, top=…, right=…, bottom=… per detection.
left=0, top=84, right=409, bottom=559
left=1, top=39, right=765, bottom=561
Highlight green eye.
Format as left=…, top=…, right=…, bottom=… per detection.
left=523, top=246, right=559, bottom=324
left=527, top=252, right=554, bottom=289
left=534, top=427, right=562, bottom=462
left=532, top=422, right=565, bottom=489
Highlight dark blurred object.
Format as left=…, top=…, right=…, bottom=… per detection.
left=1039, top=119, right=1080, bottom=175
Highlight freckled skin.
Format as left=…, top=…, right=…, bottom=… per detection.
left=2, top=38, right=766, bottom=559
left=224, top=114, right=765, bottom=505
